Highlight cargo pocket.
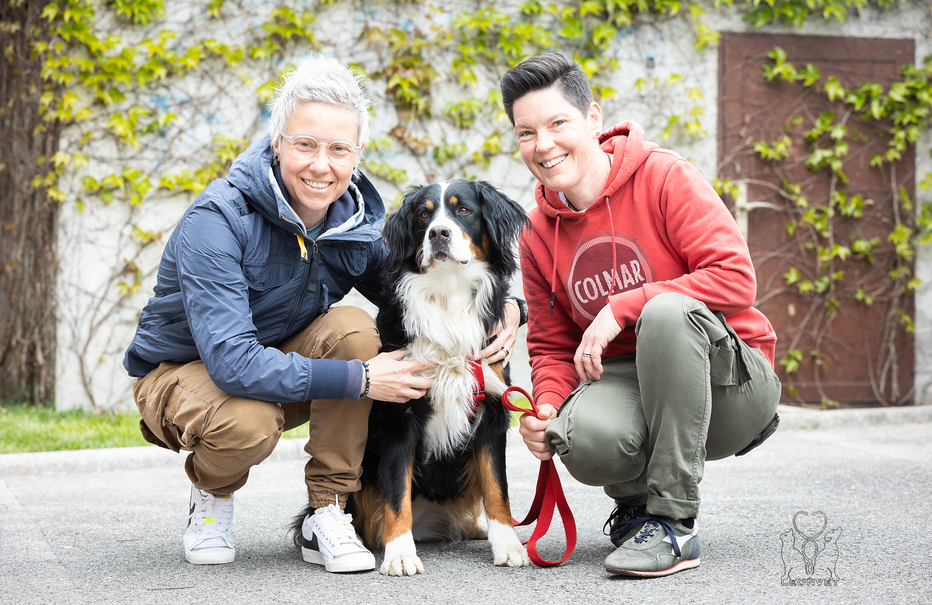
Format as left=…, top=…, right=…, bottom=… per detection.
left=162, top=380, right=215, bottom=452
left=687, top=307, right=751, bottom=387
left=708, top=341, right=739, bottom=386
left=133, top=366, right=180, bottom=452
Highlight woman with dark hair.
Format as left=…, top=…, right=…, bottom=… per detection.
left=501, top=53, right=781, bottom=577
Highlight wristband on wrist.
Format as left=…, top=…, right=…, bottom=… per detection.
left=360, top=361, right=371, bottom=399
left=510, top=297, right=529, bottom=327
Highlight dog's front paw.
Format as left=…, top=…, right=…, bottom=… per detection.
left=488, top=519, right=531, bottom=567
left=381, top=532, right=424, bottom=576
left=494, top=542, right=531, bottom=568
left=380, top=553, right=425, bottom=576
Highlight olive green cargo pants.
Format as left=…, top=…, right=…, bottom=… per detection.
left=544, top=293, right=781, bottom=520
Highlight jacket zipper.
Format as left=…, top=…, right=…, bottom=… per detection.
left=284, top=224, right=322, bottom=338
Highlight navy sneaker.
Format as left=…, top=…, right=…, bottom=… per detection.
left=603, top=516, right=700, bottom=577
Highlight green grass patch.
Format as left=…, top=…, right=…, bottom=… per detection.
left=0, top=404, right=149, bottom=454
left=0, top=404, right=446, bottom=453
left=282, top=426, right=306, bottom=440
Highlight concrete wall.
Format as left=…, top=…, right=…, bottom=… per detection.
left=54, top=1, right=932, bottom=410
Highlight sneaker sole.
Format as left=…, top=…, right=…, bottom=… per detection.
left=185, top=547, right=235, bottom=565
left=605, top=555, right=700, bottom=577
left=302, top=546, right=375, bottom=573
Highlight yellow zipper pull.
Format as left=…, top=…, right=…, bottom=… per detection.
left=295, top=233, right=309, bottom=263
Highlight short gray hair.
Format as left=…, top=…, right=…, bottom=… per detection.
left=268, top=54, right=371, bottom=147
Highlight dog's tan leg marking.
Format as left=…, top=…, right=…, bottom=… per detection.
left=487, top=360, right=506, bottom=388
left=473, top=448, right=530, bottom=568
left=380, top=460, right=424, bottom=576
left=350, top=484, right=386, bottom=550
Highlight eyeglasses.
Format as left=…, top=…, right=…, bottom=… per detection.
left=279, top=133, right=361, bottom=165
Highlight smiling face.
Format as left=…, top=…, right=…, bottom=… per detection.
left=272, top=102, right=362, bottom=228
left=512, top=86, right=605, bottom=209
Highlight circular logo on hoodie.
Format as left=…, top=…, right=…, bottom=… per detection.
left=567, top=233, right=655, bottom=321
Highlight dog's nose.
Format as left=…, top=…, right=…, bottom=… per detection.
left=429, top=226, right=451, bottom=243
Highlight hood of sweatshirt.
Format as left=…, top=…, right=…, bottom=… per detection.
left=529, top=121, right=659, bottom=314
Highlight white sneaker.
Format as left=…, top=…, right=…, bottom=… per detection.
left=183, top=485, right=235, bottom=564
left=301, top=500, right=375, bottom=573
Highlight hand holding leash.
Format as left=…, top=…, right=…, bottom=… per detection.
left=503, top=386, right=577, bottom=567
left=517, top=402, right=556, bottom=461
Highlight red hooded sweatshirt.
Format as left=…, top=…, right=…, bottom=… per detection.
left=520, top=121, right=777, bottom=410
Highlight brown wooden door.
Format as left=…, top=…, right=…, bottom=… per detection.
left=718, top=33, right=915, bottom=405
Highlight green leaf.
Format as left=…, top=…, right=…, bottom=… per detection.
left=559, top=16, right=583, bottom=39
left=799, top=63, right=820, bottom=86
left=824, top=76, right=846, bottom=101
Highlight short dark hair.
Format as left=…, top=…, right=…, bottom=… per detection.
left=500, top=54, right=594, bottom=126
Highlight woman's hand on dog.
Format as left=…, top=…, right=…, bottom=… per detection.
left=365, top=349, right=437, bottom=402
left=479, top=299, right=521, bottom=365
left=518, top=403, right=557, bottom=461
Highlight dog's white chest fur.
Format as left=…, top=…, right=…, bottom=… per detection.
left=396, top=261, right=502, bottom=457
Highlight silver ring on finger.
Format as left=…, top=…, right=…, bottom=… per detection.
left=582, top=352, right=592, bottom=357
left=501, top=347, right=509, bottom=356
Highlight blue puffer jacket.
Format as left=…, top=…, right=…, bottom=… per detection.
left=123, top=135, right=387, bottom=403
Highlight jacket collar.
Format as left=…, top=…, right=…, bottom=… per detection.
left=270, top=163, right=367, bottom=239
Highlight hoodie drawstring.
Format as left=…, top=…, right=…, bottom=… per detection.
left=605, top=194, right=617, bottom=305
left=550, top=195, right=616, bottom=315
left=550, top=214, right=561, bottom=315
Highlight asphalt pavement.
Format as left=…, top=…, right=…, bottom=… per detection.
left=1, top=404, right=931, bottom=605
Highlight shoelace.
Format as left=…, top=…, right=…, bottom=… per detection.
left=633, top=517, right=681, bottom=557
left=315, top=504, right=361, bottom=546
left=191, top=490, right=233, bottom=545
left=602, top=504, right=646, bottom=543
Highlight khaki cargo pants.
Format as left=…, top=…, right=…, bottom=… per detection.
left=544, top=293, right=782, bottom=521
left=132, top=306, right=379, bottom=509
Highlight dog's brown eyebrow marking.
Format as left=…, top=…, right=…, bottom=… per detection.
left=449, top=195, right=458, bottom=206
left=425, top=200, right=434, bottom=211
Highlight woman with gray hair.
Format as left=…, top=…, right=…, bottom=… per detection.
left=124, top=54, right=522, bottom=572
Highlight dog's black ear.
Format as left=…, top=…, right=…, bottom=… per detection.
left=383, top=186, right=422, bottom=276
left=475, top=181, right=528, bottom=264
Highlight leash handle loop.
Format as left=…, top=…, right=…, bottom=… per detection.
left=502, top=386, right=577, bottom=567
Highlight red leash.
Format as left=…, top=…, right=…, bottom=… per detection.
left=502, top=386, right=577, bottom=567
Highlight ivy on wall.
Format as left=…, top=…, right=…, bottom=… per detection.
left=727, top=48, right=932, bottom=405
left=5, top=0, right=931, bottom=407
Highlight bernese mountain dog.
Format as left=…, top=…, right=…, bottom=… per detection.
left=294, top=179, right=529, bottom=576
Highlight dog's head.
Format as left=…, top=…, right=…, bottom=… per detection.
left=383, top=180, right=527, bottom=283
